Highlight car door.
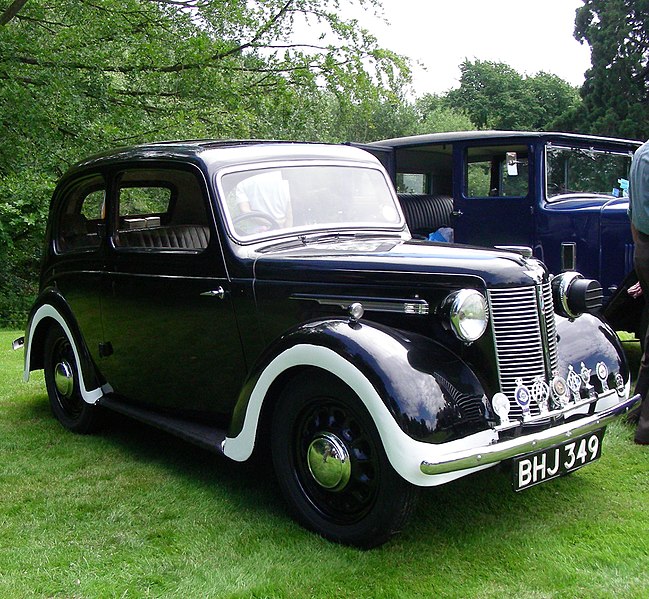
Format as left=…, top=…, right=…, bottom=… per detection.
left=50, top=172, right=107, bottom=363
left=99, top=163, right=247, bottom=418
left=453, top=143, right=535, bottom=248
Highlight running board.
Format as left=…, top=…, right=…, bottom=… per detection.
left=99, top=396, right=227, bottom=455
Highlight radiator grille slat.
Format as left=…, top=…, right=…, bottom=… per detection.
left=488, top=283, right=558, bottom=419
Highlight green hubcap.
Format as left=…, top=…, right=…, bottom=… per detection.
left=307, top=432, right=351, bottom=491
left=54, top=360, right=74, bottom=399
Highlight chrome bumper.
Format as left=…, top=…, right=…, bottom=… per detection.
left=420, top=393, right=641, bottom=476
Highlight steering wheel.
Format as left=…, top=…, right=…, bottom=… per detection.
left=232, top=210, right=281, bottom=234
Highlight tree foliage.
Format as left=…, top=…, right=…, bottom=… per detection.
left=571, top=0, right=649, bottom=139
left=0, top=0, right=410, bottom=325
left=442, top=60, right=580, bottom=132
left=414, top=93, right=475, bottom=134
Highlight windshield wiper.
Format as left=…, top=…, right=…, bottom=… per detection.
left=299, top=232, right=359, bottom=244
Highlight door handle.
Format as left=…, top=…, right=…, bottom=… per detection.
left=200, top=287, right=226, bottom=299
left=451, top=210, right=463, bottom=218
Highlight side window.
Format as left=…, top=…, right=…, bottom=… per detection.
left=396, top=173, right=429, bottom=194
left=57, top=175, right=105, bottom=252
left=114, top=168, right=211, bottom=251
left=466, top=146, right=529, bottom=198
left=467, top=161, right=492, bottom=197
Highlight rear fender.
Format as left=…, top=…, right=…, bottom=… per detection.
left=23, top=289, right=106, bottom=404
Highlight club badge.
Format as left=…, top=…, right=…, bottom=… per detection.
left=595, top=362, right=609, bottom=392
left=514, top=378, right=532, bottom=416
left=531, top=375, right=550, bottom=414
left=580, top=362, right=596, bottom=398
left=567, top=365, right=582, bottom=402
left=615, top=373, right=625, bottom=396
left=550, top=375, right=569, bottom=409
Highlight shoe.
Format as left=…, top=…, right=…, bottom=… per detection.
left=626, top=406, right=641, bottom=425
left=635, top=418, right=649, bottom=445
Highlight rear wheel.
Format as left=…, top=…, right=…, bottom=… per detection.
left=271, top=372, right=417, bottom=548
left=43, top=324, right=102, bottom=434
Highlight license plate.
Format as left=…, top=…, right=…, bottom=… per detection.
left=513, top=428, right=605, bottom=491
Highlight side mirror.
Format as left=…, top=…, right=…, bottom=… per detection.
left=506, top=152, right=518, bottom=176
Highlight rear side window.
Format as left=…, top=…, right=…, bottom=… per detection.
left=56, top=175, right=105, bottom=253
left=119, top=186, right=171, bottom=217
left=114, top=168, right=211, bottom=251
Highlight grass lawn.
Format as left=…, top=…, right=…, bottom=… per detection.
left=1, top=329, right=647, bottom=598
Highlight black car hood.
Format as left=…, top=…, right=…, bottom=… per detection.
left=252, top=237, right=546, bottom=289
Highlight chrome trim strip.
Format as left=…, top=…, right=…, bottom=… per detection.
left=420, top=393, right=640, bottom=475
left=291, top=294, right=430, bottom=315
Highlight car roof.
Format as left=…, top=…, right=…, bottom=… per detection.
left=71, top=140, right=382, bottom=173
left=371, top=130, right=642, bottom=149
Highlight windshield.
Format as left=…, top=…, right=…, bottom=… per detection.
left=546, top=145, right=633, bottom=200
left=218, top=163, right=402, bottom=240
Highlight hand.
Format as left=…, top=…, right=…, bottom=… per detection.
left=628, top=282, right=644, bottom=298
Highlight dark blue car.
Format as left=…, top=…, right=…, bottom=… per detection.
left=362, top=131, right=642, bottom=334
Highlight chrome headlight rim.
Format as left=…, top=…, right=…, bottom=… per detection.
left=442, top=288, right=489, bottom=343
left=557, top=271, right=582, bottom=319
left=552, top=271, right=603, bottom=319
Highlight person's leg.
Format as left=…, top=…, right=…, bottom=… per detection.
left=632, top=225, right=649, bottom=442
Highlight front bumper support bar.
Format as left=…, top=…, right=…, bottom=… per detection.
left=420, top=393, right=641, bottom=475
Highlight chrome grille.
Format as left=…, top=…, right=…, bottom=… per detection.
left=541, top=281, right=559, bottom=375
left=488, top=283, right=557, bottom=418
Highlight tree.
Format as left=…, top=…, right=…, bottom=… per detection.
left=0, top=0, right=410, bottom=325
left=414, top=93, right=474, bottom=134
left=572, top=0, right=649, bottom=139
left=444, top=59, right=580, bottom=131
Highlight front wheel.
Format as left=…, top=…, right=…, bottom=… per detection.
left=43, top=323, right=102, bottom=434
left=271, top=371, right=417, bottom=548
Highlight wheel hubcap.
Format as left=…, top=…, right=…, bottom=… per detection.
left=54, top=360, right=74, bottom=398
left=307, top=432, right=351, bottom=491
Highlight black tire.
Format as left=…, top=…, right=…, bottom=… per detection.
left=271, top=371, right=418, bottom=548
left=43, top=323, right=102, bottom=434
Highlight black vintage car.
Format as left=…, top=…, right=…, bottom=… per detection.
left=16, top=140, right=640, bottom=547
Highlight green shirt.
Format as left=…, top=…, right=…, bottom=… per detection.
left=629, top=139, right=649, bottom=235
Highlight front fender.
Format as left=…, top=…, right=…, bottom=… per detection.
left=223, top=318, right=492, bottom=462
left=556, top=312, right=630, bottom=390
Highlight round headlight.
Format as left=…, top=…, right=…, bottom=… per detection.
left=442, top=289, right=489, bottom=343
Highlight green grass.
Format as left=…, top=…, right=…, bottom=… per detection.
left=1, top=329, right=648, bottom=598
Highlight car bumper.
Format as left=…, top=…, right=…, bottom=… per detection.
left=420, top=392, right=641, bottom=476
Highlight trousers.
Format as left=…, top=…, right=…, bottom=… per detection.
left=631, top=224, right=649, bottom=443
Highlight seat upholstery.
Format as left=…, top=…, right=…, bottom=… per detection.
left=397, top=194, right=453, bottom=237
left=118, top=225, right=210, bottom=250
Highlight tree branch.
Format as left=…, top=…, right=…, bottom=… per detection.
left=0, top=0, right=29, bottom=26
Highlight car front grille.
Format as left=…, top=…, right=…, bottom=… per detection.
left=488, top=283, right=558, bottom=419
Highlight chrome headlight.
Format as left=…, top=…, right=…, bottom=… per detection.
left=441, top=289, right=489, bottom=343
left=552, top=271, right=603, bottom=319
